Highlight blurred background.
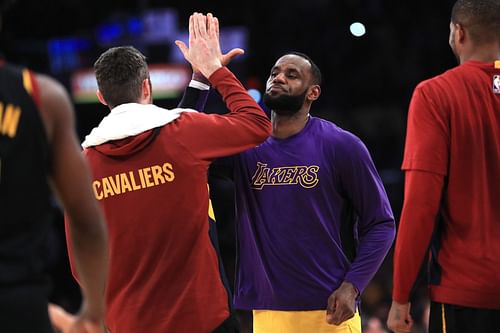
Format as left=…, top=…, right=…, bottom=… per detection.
left=1, top=0, right=458, bottom=331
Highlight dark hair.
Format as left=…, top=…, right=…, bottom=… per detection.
left=451, top=0, right=500, bottom=44
left=94, top=46, right=149, bottom=109
left=284, top=51, right=322, bottom=85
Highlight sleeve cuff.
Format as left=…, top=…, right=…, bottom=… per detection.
left=189, top=80, right=210, bottom=91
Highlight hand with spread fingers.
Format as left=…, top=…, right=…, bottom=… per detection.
left=325, top=281, right=358, bottom=326
left=175, top=12, right=244, bottom=79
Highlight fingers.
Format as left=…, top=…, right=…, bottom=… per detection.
left=325, top=294, right=355, bottom=326
left=193, top=13, right=207, bottom=39
left=174, top=40, right=188, bottom=58
left=182, top=12, right=223, bottom=77
left=221, top=48, right=245, bottom=66
left=388, top=315, right=413, bottom=333
left=326, top=305, right=355, bottom=325
left=207, top=13, right=216, bottom=38
left=83, top=321, right=105, bottom=333
left=49, top=303, right=76, bottom=332
left=214, top=16, right=220, bottom=39
left=188, top=14, right=195, bottom=44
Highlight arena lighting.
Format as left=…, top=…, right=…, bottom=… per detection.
left=47, top=37, right=92, bottom=74
left=96, top=22, right=123, bottom=45
left=247, top=89, right=262, bottom=103
left=71, top=64, right=191, bottom=103
left=350, top=22, right=366, bottom=37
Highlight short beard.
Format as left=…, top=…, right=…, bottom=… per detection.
left=263, top=89, right=307, bottom=116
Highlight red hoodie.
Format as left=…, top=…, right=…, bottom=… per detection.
left=68, top=67, right=271, bottom=332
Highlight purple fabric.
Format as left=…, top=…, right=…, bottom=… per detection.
left=233, top=116, right=395, bottom=310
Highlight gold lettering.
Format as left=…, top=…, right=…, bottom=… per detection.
left=290, top=167, right=307, bottom=184
left=138, top=169, right=146, bottom=187
left=251, top=162, right=269, bottom=190
left=142, top=167, right=154, bottom=187
left=151, top=165, right=165, bottom=185
left=102, top=178, right=115, bottom=198
left=282, top=168, right=296, bottom=183
left=120, top=173, right=132, bottom=192
left=0, top=104, right=22, bottom=138
left=299, top=165, right=320, bottom=188
left=93, top=162, right=176, bottom=200
left=269, top=167, right=285, bottom=184
left=252, top=162, right=320, bottom=189
left=275, top=168, right=288, bottom=183
left=108, top=175, right=121, bottom=194
left=129, top=171, right=141, bottom=190
left=92, top=180, right=103, bottom=200
left=162, top=163, right=175, bottom=182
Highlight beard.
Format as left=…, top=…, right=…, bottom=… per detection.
left=263, top=89, right=307, bottom=116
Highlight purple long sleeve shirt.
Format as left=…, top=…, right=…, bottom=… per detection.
left=233, top=116, right=395, bottom=310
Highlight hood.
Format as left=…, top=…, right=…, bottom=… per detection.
left=82, top=103, right=194, bottom=157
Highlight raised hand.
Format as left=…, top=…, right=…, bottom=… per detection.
left=212, top=15, right=245, bottom=66
left=175, top=13, right=244, bottom=78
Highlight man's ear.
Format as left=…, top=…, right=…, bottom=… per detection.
left=96, top=90, right=107, bottom=106
left=142, top=78, right=152, bottom=101
left=307, top=85, right=321, bottom=102
left=455, top=23, right=466, bottom=45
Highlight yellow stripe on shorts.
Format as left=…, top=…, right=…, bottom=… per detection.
left=207, top=184, right=215, bottom=221
left=441, top=303, right=448, bottom=333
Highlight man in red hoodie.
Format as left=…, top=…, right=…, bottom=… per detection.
left=68, top=13, right=271, bottom=333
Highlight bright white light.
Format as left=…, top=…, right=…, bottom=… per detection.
left=248, top=89, right=262, bottom=103
left=350, top=22, right=366, bottom=37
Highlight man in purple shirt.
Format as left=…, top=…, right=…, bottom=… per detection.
left=230, top=52, right=395, bottom=332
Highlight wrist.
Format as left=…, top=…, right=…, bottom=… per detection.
left=192, top=71, right=210, bottom=85
left=342, top=281, right=360, bottom=298
left=80, top=299, right=105, bottom=321
left=200, top=63, right=223, bottom=79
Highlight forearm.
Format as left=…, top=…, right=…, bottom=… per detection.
left=344, top=217, right=395, bottom=293
left=177, top=75, right=210, bottom=111
left=69, top=209, right=108, bottom=317
left=392, top=169, right=444, bottom=303
left=209, top=67, right=271, bottom=139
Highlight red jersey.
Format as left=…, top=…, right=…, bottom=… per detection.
left=393, top=60, right=500, bottom=309
left=68, top=67, right=271, bottom=332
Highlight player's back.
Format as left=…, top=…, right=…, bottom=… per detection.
left=0, top=62, right=53, bottom=285
left=431, top=61, right=499, bottom=224
left=417, top=60, right=500, bottom=308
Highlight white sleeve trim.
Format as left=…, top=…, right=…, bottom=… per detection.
left=188, top=80, right=210, bottom=91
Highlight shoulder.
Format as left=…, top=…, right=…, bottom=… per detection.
left=309, top=117, right=371, bottom=163
left=414, top=65, right=465, bottom=97
left=311, top=116, right=364, bottom=147
left=36, top=74, right=72, bottom=103
left=35, top=73, right=75, bottom=143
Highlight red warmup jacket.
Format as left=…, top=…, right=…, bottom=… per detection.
left=67, top=67, right=271, bottom=332
left=393, top=60, right=500, bottom=309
